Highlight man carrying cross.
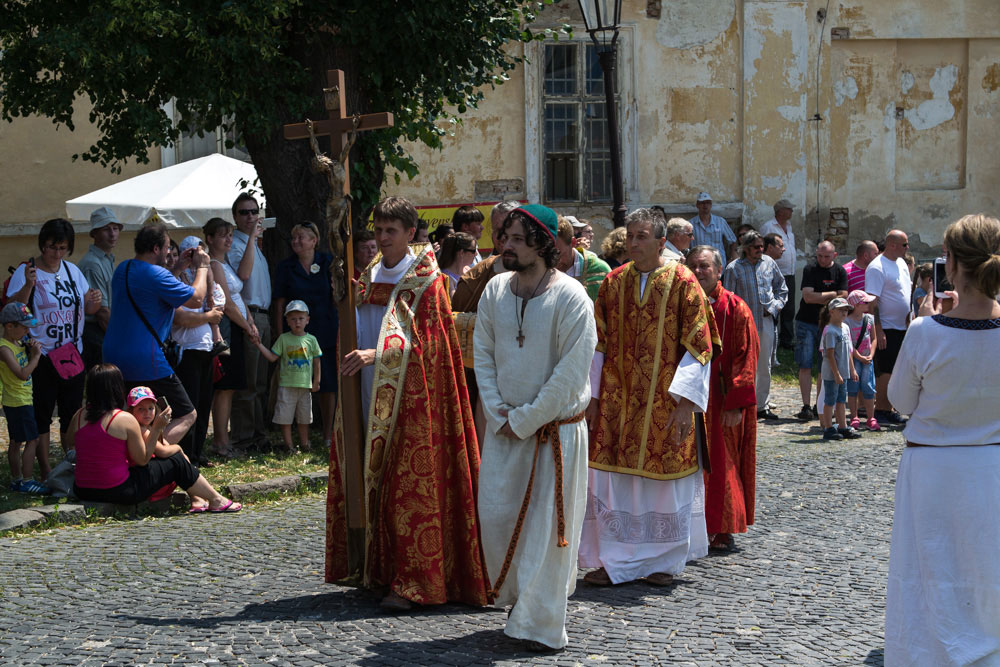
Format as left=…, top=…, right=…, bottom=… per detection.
left=474, top=205, right=596, bottom=651
left=330, top=195, right=489, bottom=611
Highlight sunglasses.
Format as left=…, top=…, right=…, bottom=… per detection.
left=238, top=208, right=260, bottom=216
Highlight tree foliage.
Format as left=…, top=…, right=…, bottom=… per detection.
left=0, top=0, right=561, bottom=223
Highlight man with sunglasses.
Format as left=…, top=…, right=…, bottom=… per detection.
left=864, top=229, right=912, bottom=425
left=226, top=192, right=272, bottom=451
left=723, top=230, right=787, bottom=420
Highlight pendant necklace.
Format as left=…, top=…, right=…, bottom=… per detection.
left=514, top=270, right=549, bottom=347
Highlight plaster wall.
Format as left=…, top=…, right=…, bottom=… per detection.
left=385, top=0, right=999, bottom=262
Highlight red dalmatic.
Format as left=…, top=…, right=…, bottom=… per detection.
left=704, top=282, right=760, bottom=534
left=325, top=246, right=489, bottom=606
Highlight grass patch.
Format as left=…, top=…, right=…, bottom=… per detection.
left=0, top=427, right=328, bottom=516
left=772, top=345, right=820, bottom=387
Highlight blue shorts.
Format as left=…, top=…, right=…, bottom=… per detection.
left=823, top=380, right=848, bottom=407
left=846, top=359, right=876, bottom=399
left=795, top=321, right=821, bottom=369
left=4, top=404, right=39, bottom=443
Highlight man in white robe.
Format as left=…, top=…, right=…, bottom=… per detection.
left=475, top=205, right=596, bottom=652
left=579, top=208, right=719, bottom=587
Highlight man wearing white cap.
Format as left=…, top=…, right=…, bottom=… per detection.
left=77, top=206, right=123, bottom=370
left=690, top=192, right=737, bottom=267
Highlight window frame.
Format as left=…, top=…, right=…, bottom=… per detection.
left=525, top=26, right=636, bottom=207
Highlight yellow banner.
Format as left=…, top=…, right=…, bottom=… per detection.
left=368, top=201, right=523, bottom=253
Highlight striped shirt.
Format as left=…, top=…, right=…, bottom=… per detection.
left=689, top=214, right=737, bottom=266
left=722, top=255, right=788, bottom=332
left=843, top=259, right=867, bottom=293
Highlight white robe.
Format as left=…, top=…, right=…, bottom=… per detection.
left=578, top=270, right=712, bottom=583
left=474, top=272, right=596, bottom=650
left=357, top=252, right=416, bottom=422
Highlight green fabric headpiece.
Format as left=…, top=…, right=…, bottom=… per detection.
left=515, top=204, right=559, bottom=242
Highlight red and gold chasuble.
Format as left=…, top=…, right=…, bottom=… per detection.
left=590, top=261, right=721, bottom=479
left=325, top=245, right=489, bottom=606
left=704, top=283, right=759, bottom=534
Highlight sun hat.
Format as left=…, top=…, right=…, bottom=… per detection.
left=696, top=192, right=712, bottom=203
left=89, top=206, right=122, bottom=232
left=179, top=236, right=203, bottom=253
left=0, top=302, right=38, bottom=327
left=127, top=386, right=157, bottom=407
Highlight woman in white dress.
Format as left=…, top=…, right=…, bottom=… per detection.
left=886, top=213, right=1000, bottom=666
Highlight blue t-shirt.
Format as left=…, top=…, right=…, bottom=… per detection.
left=103, top=259, right=194, bottom=381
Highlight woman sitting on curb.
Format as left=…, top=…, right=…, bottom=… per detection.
left=66, top=363, right=241, bottom=513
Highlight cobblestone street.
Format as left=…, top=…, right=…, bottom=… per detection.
left=0, top=385, right=898, bottom=665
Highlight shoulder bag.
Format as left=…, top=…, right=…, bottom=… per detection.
left=125, top=260, right=181, bottom=371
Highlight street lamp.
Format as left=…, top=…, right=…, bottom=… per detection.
left=577, top=0, right=626, bottom=228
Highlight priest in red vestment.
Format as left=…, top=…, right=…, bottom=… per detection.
left=328, top=196, right=489, bottom=611
left=687, top=245, right=759, bottom=551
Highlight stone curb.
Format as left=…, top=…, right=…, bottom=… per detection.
left=0, top=471, right=328, bottom=535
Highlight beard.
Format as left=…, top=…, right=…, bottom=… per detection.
left=501, top=252, right=533, bottom=272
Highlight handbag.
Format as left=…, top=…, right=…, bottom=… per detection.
left=125, top=261, right=182, bottom=371
left=47, top=263, right=85, bottom=380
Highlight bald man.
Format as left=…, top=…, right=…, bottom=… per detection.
left=794, top=241, right=848, bottom=420
left=864, top=230, right=912, bottom=425
left=843, top=241, right=878, bottom=294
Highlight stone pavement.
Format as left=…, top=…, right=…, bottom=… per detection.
left=0, top=384, right=899, bottom=666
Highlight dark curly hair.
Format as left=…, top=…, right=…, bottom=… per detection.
left=499, top=209, right=559, bottom=269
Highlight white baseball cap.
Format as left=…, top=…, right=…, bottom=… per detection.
left=284, top=300, right=309, bottom=315
left=696, top=192, right=712, bottom=203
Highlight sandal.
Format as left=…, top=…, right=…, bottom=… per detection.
left=208, top=500, right=242, bottom=513
left=583, top=567, right=612, bottom=586
left=644, top=572, right=675, bottom=586
left=188, top=504, right=209, bottom=514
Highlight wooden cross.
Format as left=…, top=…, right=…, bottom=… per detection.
left=283, top=71, right=394, bottom=553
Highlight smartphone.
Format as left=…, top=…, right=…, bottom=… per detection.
left=156, top=396, right=170, bottom=412
left=933, top=257, right=953, bottom=298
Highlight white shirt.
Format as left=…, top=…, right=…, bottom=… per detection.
left=865, top=255, right=912, bottom=331
left=760, top=218, right=796, bottom=276
left=6, top=261, right=90, bottom=354
left=889, top=315, right=1000, bottom=445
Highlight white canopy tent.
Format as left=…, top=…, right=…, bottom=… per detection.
left=65, top=153, right=266, bottom=229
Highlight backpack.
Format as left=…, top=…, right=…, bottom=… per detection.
left=1, top=259, right=33, bottom=307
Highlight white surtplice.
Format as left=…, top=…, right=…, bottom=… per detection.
left=474, top=272, right=597, bottom=650
left=578, top=270, right=712, bottom=583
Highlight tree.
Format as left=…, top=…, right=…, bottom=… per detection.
left=0, top=0, right=561, bottom=252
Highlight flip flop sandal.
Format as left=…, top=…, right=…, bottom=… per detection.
left=209, top=500, right=242, bottom=513
left=188, top=505, right=209, bottom=514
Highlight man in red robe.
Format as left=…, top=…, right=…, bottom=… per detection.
left=329, top=196, right=489, bottom=611
left=687, top=245, right=759, bottom=551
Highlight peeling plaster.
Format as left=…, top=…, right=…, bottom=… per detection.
left=904, top=65, right=959, bottom=131
left=656, top=0, right=735, bottom=49
left=983, top=63, right=1000, bottom=92
left=900, top=71, right=915, bottom=94
left=834, top=77, right=859, bottom=106
left=883, top=102, right=897, bottom=130
left=777, top=94, right=806, bottom=121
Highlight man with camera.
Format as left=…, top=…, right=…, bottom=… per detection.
left=103, top=223, right=212, bottom=445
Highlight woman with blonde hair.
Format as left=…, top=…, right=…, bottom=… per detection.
left=600, top=226, right=628, bottom=269
left=885, top=213, right=1000, bottom=665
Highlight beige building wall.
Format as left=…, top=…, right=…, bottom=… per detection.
left=387, top=0, right=1000, bottom=264
left=0, top=104, right=158, bottom=278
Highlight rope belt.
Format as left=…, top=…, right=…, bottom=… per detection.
left=487, top=411, right=585, bottom=599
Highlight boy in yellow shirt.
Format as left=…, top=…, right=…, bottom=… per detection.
left=0, top=302, right=47, bottom=494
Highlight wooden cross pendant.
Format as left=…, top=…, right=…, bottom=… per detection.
left=517, top=331, right=525, bottom=348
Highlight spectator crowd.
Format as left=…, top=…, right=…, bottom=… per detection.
left=2, top=188, right=997, bottom=662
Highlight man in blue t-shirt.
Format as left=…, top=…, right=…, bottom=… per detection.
left=103, top=223, right=211, bottom=444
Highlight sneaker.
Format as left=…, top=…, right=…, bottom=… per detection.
left=867, top=417, right=881, bottom=431
left=838, top=427, right=863, bottom=439
left=9, top=478, right=23, bottom=492
left=874, top=409, right=908, bottom=425
left=757, top=408, right=779, bottom=421
left=797, top=405, right=814, bottom=421
left=849, top=417, right=861, bottom=429
left=17, top=479, right=51, bottom=495
left=812, top=404, right=819, bottom=418
left=823, top=427, right=843, bottom=441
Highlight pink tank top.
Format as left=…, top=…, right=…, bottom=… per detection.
left=74, top=411, right=130, bottom=489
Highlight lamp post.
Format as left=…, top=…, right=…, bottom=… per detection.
left=577, top=0, right=626, bottom=228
